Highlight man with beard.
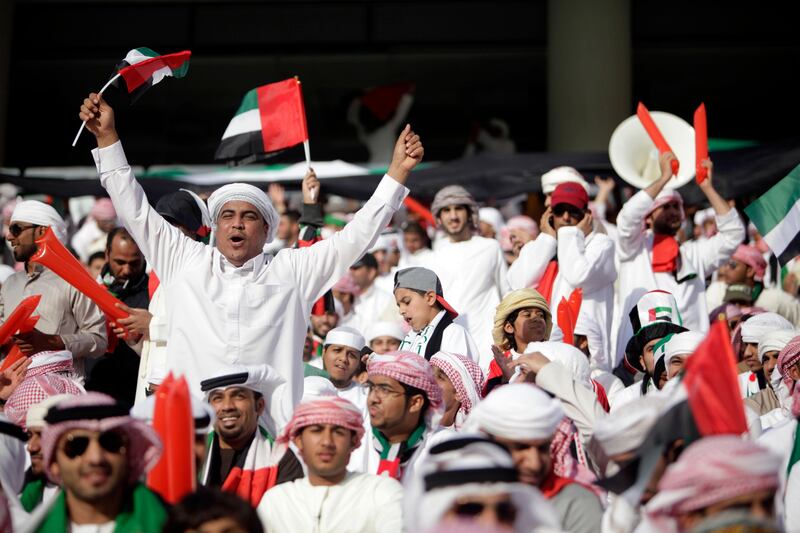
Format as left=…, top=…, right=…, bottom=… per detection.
left=1, top=201, right=107, bottom=382
left=31, top=392, right=166, bottom=532
left=80, top=93, right=422, bottom=431
left=85, top=228, right=149, bottom=406
left=257, top=397, right=402, bottom=532
left=615, top=153, right=744, bottom=366
left=200, top=368, right=303, bottom=506
left=464, top=383, right=603, bottom=533
left=425, top=185, right=511, bottom=370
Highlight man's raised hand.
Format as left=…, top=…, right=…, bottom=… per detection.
left=302, top=168, right=320, bottom=204
left=79, top=93, right=119, bottom=148
left=387, top=124, right=424, bottom=185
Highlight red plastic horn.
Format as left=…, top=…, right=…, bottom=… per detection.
left=1, top=315, right=40, bottom=372
left=403, top=196, right=436, bottom=227
left=694, top=103, right=708, bottom=184
left=29, top=228, right=128, bottom=322
left=0, top=295, right=41, bottom=371
left=637, top=102, right=680, bottom=176
left=147, top=373, right=195, bottom=503
left=556, top=288, right=583, bottom=346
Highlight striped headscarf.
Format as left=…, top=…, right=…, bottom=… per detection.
left=430, top=185, right=479, bottom=229
left=368, top=351, right=443, bottom=410
left=646, top=436, right=779, bottom=518
left=429, top=351, right=483, bottom=429
left=278, top=396, right=365, bottom=448
left=777, top=335, right=800, bottom=388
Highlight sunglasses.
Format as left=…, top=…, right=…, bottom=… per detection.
left=452, top=500, right=517, bottom=525
left=61, top=431, right=127, bottom=459
left=552, top=204, right=584, bottom=219
left=7, top=223, right=37, bottom=238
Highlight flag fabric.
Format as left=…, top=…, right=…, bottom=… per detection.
left=113, top=47, right=191, bottom=103
left=600, top=319, right=746, bottom=499
left=361, top=82, right=415, bottom=122
left=745, top=164, right=800, bottom=265
left=215, top=78, right=309, bottom=161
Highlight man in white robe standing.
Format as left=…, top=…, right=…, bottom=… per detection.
left=78, top=93, right=423, bottom=431
left=614, top=152, right=744, bottom=366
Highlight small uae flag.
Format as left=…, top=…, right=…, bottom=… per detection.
left=600, top=319, right=747, bottom=500
left=215, top=78, right=309, bottom=163
left=72, top=47, right=191, bottom=146
left=745, top=164, right=800, bottom=265
left=112, top=47, right=191, bottom=103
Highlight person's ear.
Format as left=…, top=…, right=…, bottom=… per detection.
left=293, top=434, right=304, bottom=453
left=789, top=364, right=800, bottom=382
left=407, top=394, right=425, bottom=414
left=425, top=291, right=437, bottom=307
left=503, top=322, right=515, bottom=335
left=745, top=266, right=756, bottom=279
left=578, top=337, right=589, bottom=352
left=34, top=226, right=47, bottom=239
left=49, top=461, right=60, bottom=480
left=639, top=354, right=645, bottom=370
left=350, top=431, right=359, bottom=450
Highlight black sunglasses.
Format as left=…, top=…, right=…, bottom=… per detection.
left=7, top=223, right=38, bottom=238
left=453, top=500, right=517, bottom=524
left=552, top=204, right=584, bottom=219
left=61, top=431, right=127, bottom=459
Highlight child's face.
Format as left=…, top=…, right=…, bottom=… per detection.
left=395, top=287, right=436, bottom=332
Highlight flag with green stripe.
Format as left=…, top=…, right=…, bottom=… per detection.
left=215, top=78, right=308, bottom=162
left=745, top=164, right=800, bottom=265
left=112, top=47, right=191, bottom=103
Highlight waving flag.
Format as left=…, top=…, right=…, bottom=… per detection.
left=215, top=78, right=309, bottom=162
left=745, top=163, right=800, bottom=265
left=113, top=47, right=191, bottom=102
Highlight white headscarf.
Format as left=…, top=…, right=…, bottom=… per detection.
left=478, top=207, right=505, bottom=235
left=206, top=183, right=279, bottom=243
left=740, top=312, right=794, bottom=344
left=759, top=329, right=796, bottom=361
left=525, top=341, right=593, bottom=389
left=593, top=393, right=668, bottom=457
left=324, top=326, right=366, bottom=351
left=463, top=383, right=563, bottom=441
left=10, top=200, right=68, bottom=243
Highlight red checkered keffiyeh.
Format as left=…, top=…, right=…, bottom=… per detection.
left=368, top=351, right=443, bottom=429
left=647, top=435, right=779, bottom=518
left=278, top=396, right=365, bottom=447
left=3, top=352, right=83, bottom=428
left=429, top=351, right=483, bottom=429
left=550, top=418, right=602, bottom=498
left=778, top=335, right=800, bottom=388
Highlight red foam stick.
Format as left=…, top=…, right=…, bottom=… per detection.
left=637, top=102, right=679, bottom=176
left=557, top=297, right=575, bottom=346
left=0, top=315, right=40, bottom=372
left=694, top=103, right=708, bottom=183
left=403, top=196, right=436, bottom=227
left=568, top=288, right=583, bottom=322
left=0, top=295, right=42, bottom=366
left=29, top=228, right=128, bottom=322
left=164, top=376, right=195, bottom=503
left=147, top=373, right=175, bottom=498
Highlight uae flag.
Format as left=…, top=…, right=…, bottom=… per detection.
left=215, top=78, right=309, bottom=161
left=600, top=319, right=747, bottom=499
left=112, top=47, right=191, bottom=103
left=745, top=163, right=800, bottom=265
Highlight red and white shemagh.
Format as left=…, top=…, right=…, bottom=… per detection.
left=429, top=351, right=483, bottom=429
left=368, top=351, right=443, bottom=409
left=278, top=396, right=365, bottom=448
left=646, top=435, right=780, bottom=518
left=3, top=353, right=83, bottom=428
left=777, top=335, right=800, bottom=388
left=550, top=418, right=601, bottom=498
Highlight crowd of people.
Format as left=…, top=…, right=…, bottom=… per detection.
left=0, top=90, right=799, bottom=532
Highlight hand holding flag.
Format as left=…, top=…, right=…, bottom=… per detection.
left=72, top=47, right=191, bottom=146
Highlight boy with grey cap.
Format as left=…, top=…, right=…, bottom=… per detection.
left=394, top=267, right=479, bottom=361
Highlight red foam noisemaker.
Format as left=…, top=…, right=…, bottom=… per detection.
left=0, top=295, right=41, bottom=371
left=637, top=102, right=680, bottom=176
left=403, top=196, right=436, bottom=228
left=556, top=288, right=583, bottom=346
left=29, top=228, right=128, bottom=323
left=147, top=373, right=195, bottom=503
left=694, top=103, right=708, bottom=184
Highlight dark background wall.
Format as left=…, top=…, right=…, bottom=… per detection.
left=1, top=0, right=799, bottom=168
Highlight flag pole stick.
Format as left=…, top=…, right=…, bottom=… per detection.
left=71, top=73, right=122, bottom=147
left=303, top=139, right=316, bottom=202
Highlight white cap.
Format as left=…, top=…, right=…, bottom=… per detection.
left=541, top=166, right=590, bottom=195
left=130, top=392, right=216, bottom=434
left=324, top=326, right=365, bottom=351
left=366, top=321, right=406, bottom=344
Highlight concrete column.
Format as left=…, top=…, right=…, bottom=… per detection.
left=0, top=1, right=13, bottom=166
left=547, top=0, right=631, bottom=151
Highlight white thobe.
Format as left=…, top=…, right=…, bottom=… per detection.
left=257, top=472, right=403, bottom=533
left=94, top=141, right=408, bottom=431
left=738, top=371, right=761, bottom=398
left=424, top=236, right=511, bottom=369
left=508, top=227, right=617, bottom=371
left=398, top=247, right=435, bottom=269
left=348, top=283, right=401, bottom=336
left=398, top=309, right=480, bottom=362
left=614, top=190, right=745, bottom=366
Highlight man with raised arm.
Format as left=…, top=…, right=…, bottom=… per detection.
left=614, top=153, right=744, bottom=366
left=78, top=93, right=423, bottom=431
